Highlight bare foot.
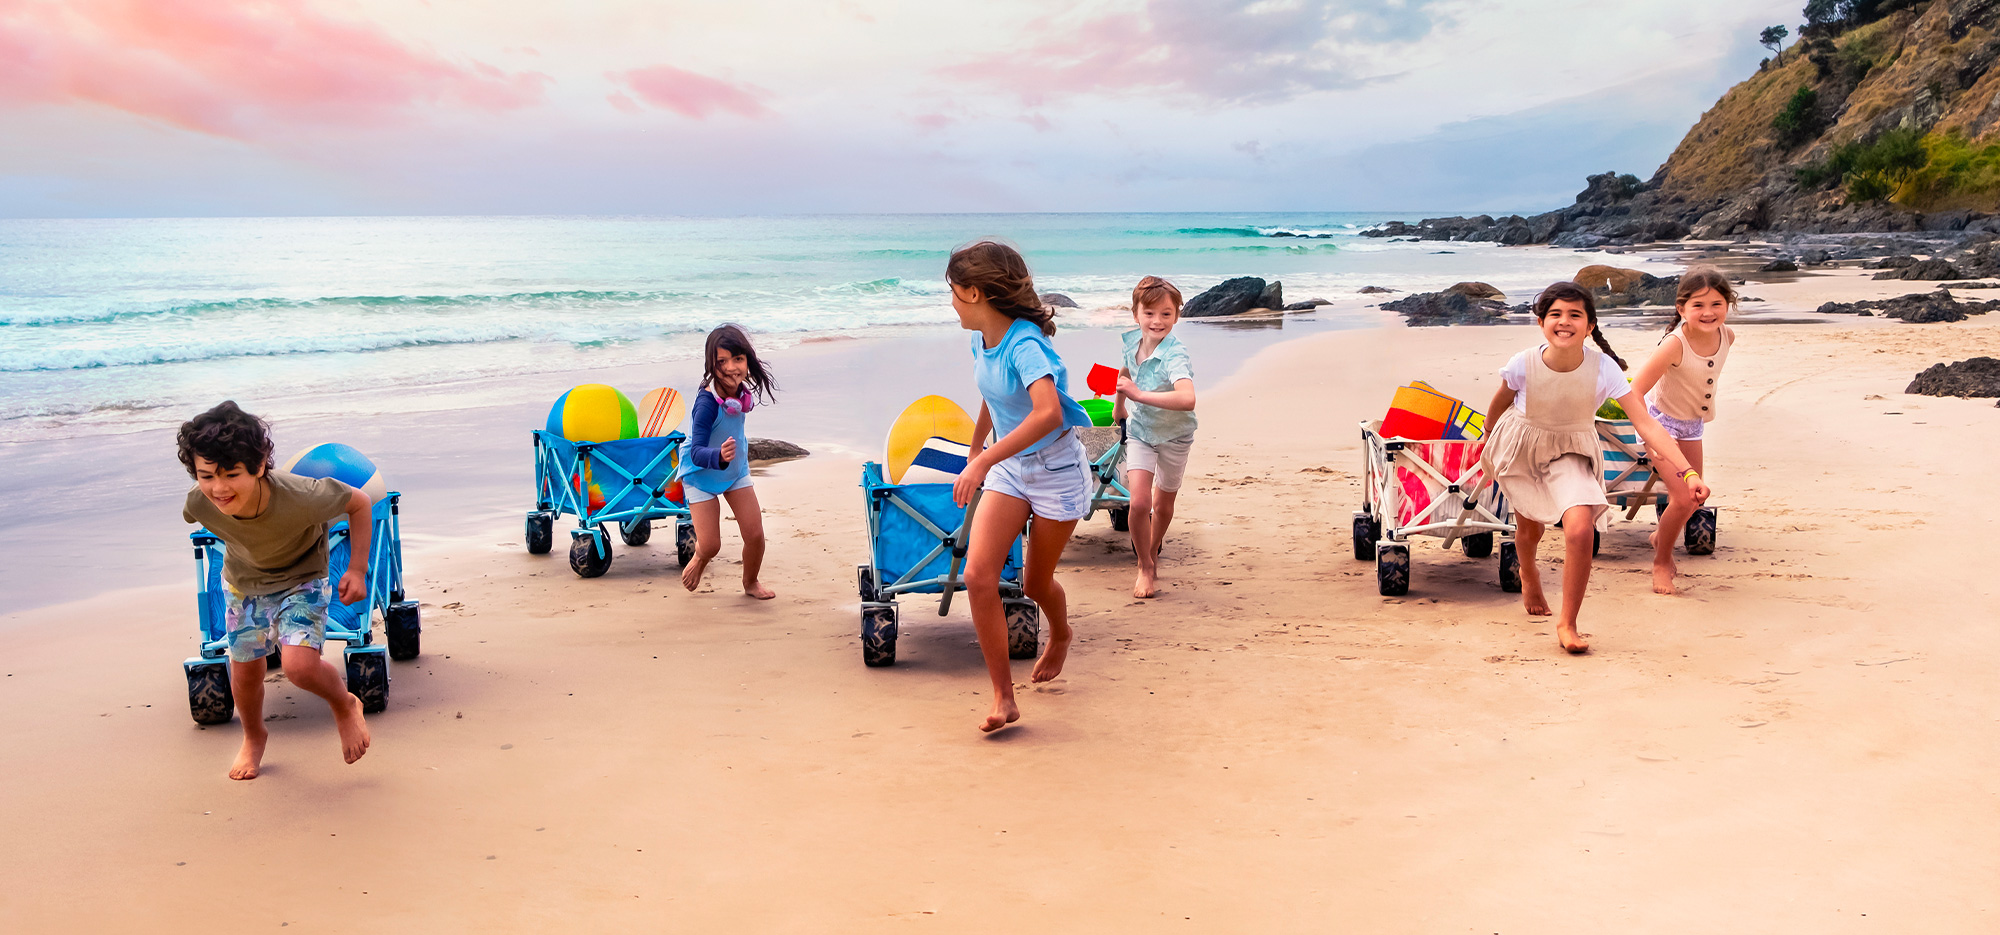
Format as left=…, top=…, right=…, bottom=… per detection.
left=1520, top=570, right=1552, bottom=616
left=980, top=696, right=1020, bottom=733
left=1557, top=622, right=1590, bottom=654
left=1652, top=559, right=1678, bottom=595
left=743, top=580, right=776, bottom=600
left=229, top=725, right=268, bottom=780
left=1031, top=630, right=1072, bottom=683
left=333, top=692, right=371, bottom=765
left=680, top=554, right=710, bottom=591
left=1132, top=569, right=1156, bottom=599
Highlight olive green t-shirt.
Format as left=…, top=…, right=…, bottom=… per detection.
left=183, top=472, right=356, bottom=596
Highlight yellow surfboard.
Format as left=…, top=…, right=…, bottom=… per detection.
left=886, top=395, right=974, bottom=483
left=636, top=387, right=688, bottom=438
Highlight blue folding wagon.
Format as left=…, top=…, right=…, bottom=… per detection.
left=183, top=493, right=420, bottom=724
left=525, top=430, right=695, bottom=577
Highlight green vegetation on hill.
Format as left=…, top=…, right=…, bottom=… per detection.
left=1795, top=127, right=2000, bottom=208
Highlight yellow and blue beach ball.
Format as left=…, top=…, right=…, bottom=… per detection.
left=282, top=442, right=389, bottom=502
left=547, top=384, right=638, bottom=442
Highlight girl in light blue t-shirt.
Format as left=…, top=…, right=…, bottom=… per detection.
left=946, top=241, right=1093, bottom=734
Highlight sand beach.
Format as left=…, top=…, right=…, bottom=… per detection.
left=3, top=256, right=1996, bottom=932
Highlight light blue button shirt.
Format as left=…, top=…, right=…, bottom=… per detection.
left=974, top=319, right=1093, bottom=456
left=1121, top=329, right=1197, bottom=445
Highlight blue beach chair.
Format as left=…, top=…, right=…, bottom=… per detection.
left=856, top=461, right=1038, bottom=667
left=525, top=430, right=695, bottom=578
left=1596, top=418, right=1717, bottom=555
left=183, top=493, right=419, bottom=725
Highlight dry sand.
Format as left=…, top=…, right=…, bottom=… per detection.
left=3, top=266, right=1997, bottom=932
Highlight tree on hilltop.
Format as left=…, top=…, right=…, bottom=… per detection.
left=1761, top=25, right=1789, bottom=58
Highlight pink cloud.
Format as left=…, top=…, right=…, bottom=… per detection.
left=0, top=0, right=548, bottom=137
left=912, top=113, right=953, bottom=131
left=612, top=65, right=769, bottom=119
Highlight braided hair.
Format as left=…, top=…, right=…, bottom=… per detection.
left=1532, top=280, right=1627, bottom=370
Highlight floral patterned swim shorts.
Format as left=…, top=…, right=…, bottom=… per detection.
left=225, top=578, right=329, bottom=663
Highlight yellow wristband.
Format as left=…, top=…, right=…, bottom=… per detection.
left=1679, top=468, right=1701, bottom=481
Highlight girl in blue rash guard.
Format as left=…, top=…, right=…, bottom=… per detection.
left=945, top=241, right=1095, bottom=734
left=679, top=324, right=779, bottom=599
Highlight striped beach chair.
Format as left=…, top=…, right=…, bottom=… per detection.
left=1595, top=418, right=1717, bottom=554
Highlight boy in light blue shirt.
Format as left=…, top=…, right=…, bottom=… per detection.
left=1113, top=276, right=1198, bottom=599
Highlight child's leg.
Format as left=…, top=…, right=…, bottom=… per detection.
left=1025, top=513, right=1081, bottom=683
left=1514, top=517, right=1551, bottom=616
left=1650, top=440, right=1703, bottom=595
left=279, top=643, right=371, bottom=764
left=1128, top=469, right=1157, bottom=598
left=1556, top=504, right=1596, bottom=654
left=721, top=485, right=774, bottom=600
left=963, top=492, right=1034, bottom=732
left=1149, top=487, right=1180, bottom=560
left=228, top=655, right=269, bottom=780
left=681, top=496, right=722, bottom=591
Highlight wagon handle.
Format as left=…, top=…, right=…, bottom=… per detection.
left=939, top=487, right=984, bottom=616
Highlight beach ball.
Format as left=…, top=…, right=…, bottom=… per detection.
left=546, top=384, right=638, bottom=442
left=283, top=443, right=389, bottom=502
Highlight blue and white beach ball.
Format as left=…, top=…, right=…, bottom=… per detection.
left=282, top=443, right=389, bottom=502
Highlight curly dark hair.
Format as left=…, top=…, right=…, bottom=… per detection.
left=176, top=400, right=273, bottom=477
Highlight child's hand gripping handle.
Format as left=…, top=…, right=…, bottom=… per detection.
left=939, top=488, right=984, bottom=616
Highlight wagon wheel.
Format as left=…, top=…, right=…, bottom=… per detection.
left=675, top=519, right=697, bottom=568
left=861, top=603, right=899, bottom=667
left=569, top=532, right=613, bottom=578
left=619, top=518, right=652, bottom=547
left=344, top=652, right=389, bottom=714
left=1499, top=540, right=1522, bottom=593
left=1375, top=542, right=1410, bottom=596
left=524, top=511, right=554, bottom=555
left=1005, top=599, right=1041, bottom=660
left=1351, top=511, right=1380, bottom=561
left=386, top=601, right=421, bottom=661
left=1685, top=507, right=1718, bottom=555
left=186, top=661, right=234, bottom=725
left=1109, top=507, right=1130, bottom=532
left=1461, top=531, right=1494, bottom=558
left=856, top=564, right=880, bottom=603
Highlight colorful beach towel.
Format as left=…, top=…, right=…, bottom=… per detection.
left=1394, top=439, right=1493, bottom=527
left=1381, top=381, right=1485, bottom=441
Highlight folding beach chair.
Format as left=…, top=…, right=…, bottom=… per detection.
left=1596, top=418, right=1717, bottom=554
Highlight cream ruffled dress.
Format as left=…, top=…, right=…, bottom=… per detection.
left=1479, top=347, right=1612, bottom=528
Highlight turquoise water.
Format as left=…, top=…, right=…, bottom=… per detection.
left=0, top=213, right=1596, bottom=443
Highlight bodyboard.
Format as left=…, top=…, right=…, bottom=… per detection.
left=886, top=395, right=974, bottom=484
left=637, top=387, right=688, bottom=438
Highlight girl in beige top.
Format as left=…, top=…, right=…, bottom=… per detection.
left=1482, top=282, right=1711, bottom=654
left=1630, top=267, right=1736, bottom=596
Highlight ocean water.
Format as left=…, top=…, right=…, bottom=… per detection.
left=0, top=213, right=1600, bottom=444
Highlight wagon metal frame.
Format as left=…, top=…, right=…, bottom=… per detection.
left=855, top=461, right=1038, bottom=668
left=525, top=429, right=696, bottom=578
left=1353, top=420, right=1518, bottom=596
left=182, top=492, right=421, bottom=725
left=1079, top=423, right=1132, bottom=530
left=1595, top=418, right=1718, bottom=555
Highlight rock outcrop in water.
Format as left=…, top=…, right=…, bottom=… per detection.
left=1379, top=289, right=1511, bottom=326
left=1183, top=277, right=1284, bottom=317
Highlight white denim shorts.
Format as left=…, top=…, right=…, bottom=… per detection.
left=985, top=433, right=1089, bottom=522
left=1126, top=435, right=1193, bottom=493
left=684, top=474, right=753, bottom=504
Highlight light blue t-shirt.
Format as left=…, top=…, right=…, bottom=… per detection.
left=1121, top=329, right=1197, bottom=445
left=973, top=319, right=1093, bottom=456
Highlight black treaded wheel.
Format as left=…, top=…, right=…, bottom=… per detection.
left=1352, top=511, right=1381, bottom=561
left=1005, top=599, right=1041, bottom=660
left=525, top=511, right=554, bottom=554
left=1462, top=531, right=1494, bottom=558
left=1109, top=506, right=1130, bottom=532
left=385, top=600, right=421, bottom=661
left=675, top=519, right=697, bottom=568
left=1499, top=540, right=1522, bottom=593
left=1685, top=506, right=1717, bottom=555
left=186, top=661, right=233, bottom=725
left=345, top=651, right=388, bottom=714
left=1592, top=529, right=1602, bottom=558
left=856, top=564, right=879, bottom=603
left=861, top=603, right=899, bottom=667
left=1376, top=542, right=1410, bottom=596
left=619, top=518, right=653, bottom=547
left=569, top=532, right=612, bottom=578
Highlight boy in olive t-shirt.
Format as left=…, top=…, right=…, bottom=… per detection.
left=178, top=401, right=374, bottom=780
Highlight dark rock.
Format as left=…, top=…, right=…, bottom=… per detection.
left=1941, top=281, right=2000, bottom=288
left=1872, top=258, right=1964, bottom=280
left=1182, top=277, right=1267, bottom=318
left=1816, top=289, right=2000, bottom=323
left=1281, top=298, right=1330, bottom=310
left=1256, top=280, right=1284, bottom=311
left=748, top=438, right=809, bottom=461
left=1594, top=272, right=1682, bottom=308
left=1551, top=231, right=1610, bottom=249
left=1760, top=258, right=1799, bottom=272
left=1380, top=290, right=1510, bottom=326
left=1906, top=357, right=2000, bottom=397
left=1356, top=286, right=1398, bottom=294
left=1799, top=248, right=1834, bottom=265
left=1865, top=254, right=1919, bottom=269
left=1039, top=292, right=1078, bottom=308
left=1445, top=281, right=1505, bottom=300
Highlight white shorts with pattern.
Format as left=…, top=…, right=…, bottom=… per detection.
left=985, top=434, right=1089, bottom=522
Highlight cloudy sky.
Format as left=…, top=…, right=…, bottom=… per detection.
left=0, top=0, right=1798, bottom=217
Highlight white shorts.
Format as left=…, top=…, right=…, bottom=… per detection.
left=683, top=475, right=752, bottom=504
left=1126, top=436, right=1193, bottom=492
left=985, top=434, right=1089, bottom=522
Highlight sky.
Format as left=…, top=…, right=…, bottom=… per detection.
left=0, top=0, right=1802, bottom=217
